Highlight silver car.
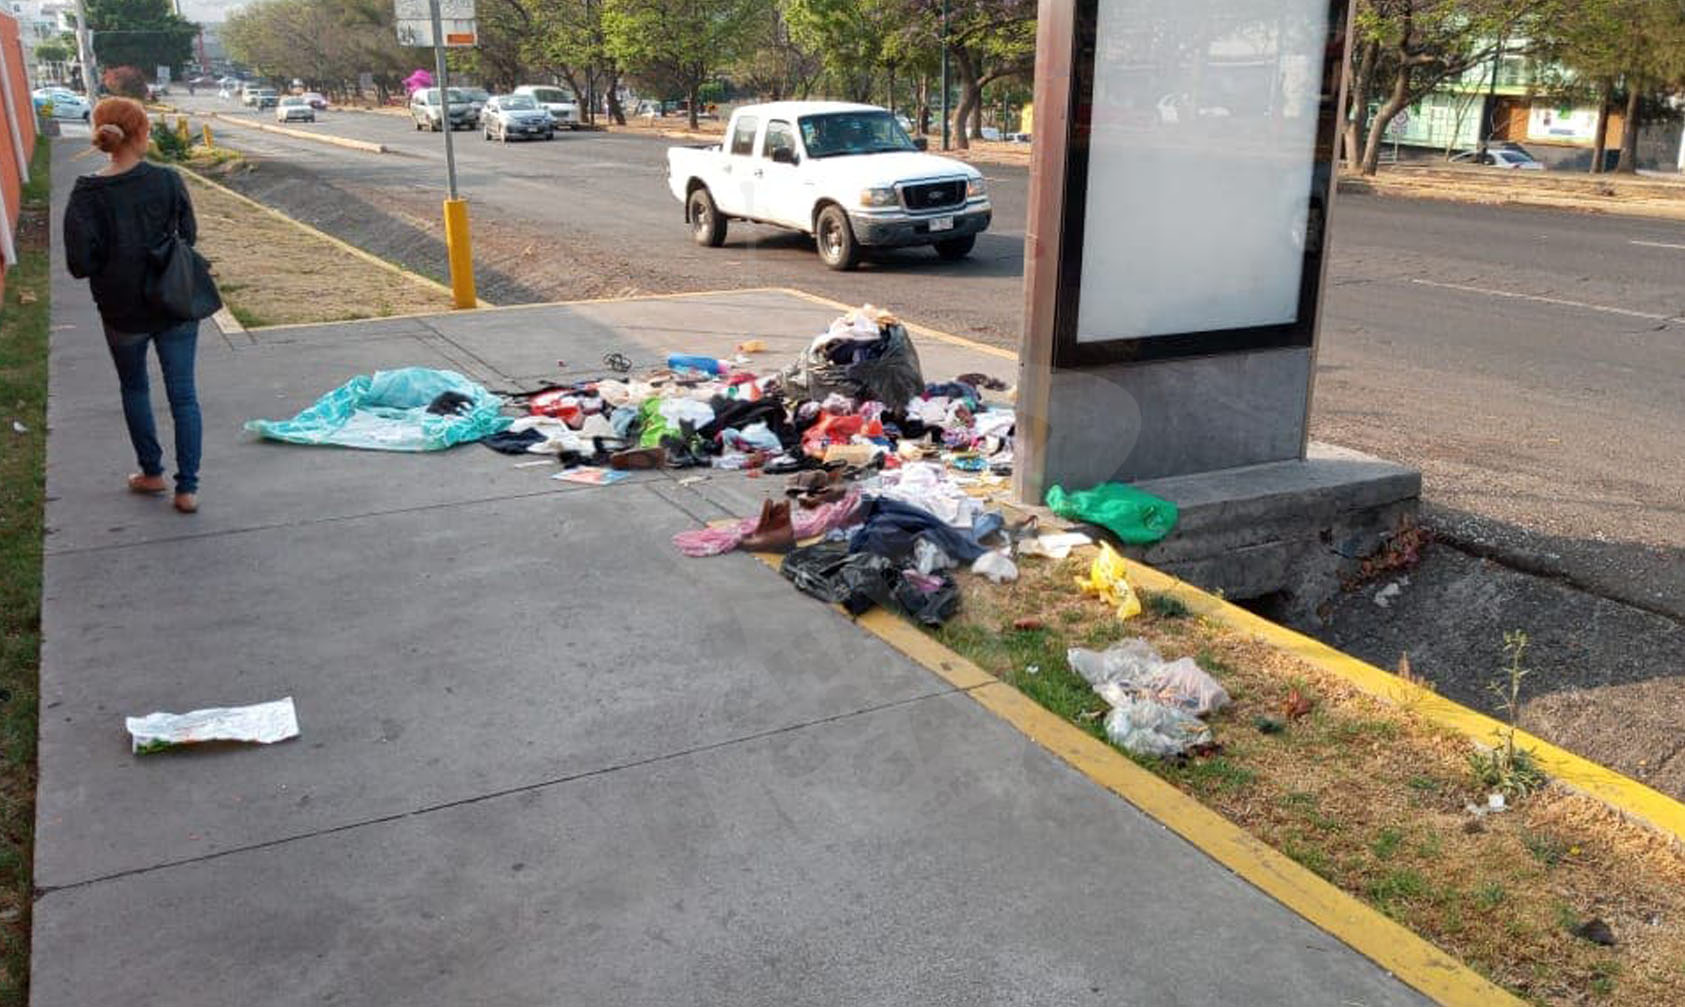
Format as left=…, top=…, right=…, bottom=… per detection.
left=481, top=94, right=555, bottom=142
left=274, top=95, right=315, bottom=123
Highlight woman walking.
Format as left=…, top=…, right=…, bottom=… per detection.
left=63, top=97, right=203, bottom=513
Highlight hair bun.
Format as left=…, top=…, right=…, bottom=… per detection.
left=93, top=121, right=127, bottom=153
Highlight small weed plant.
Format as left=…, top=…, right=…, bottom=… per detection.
left=1468, top=630, right=1548, bottom=799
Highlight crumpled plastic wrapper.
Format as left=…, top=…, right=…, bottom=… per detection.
left=126, top=697, right=300, bottom=755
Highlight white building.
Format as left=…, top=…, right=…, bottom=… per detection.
left=10, top=0, right=74, bottom=85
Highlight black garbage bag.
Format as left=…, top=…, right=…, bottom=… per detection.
left=781, top=541, right=960, bottom=626
left=783, top=320, right=925, bottom=411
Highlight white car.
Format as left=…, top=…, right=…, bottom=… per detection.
left=1450, top=147, right=1545, bottom=171
left=667, top=101, right=991, bottom=270
left=274, top=96, right=316, bottom=123
left=512, top=85, right=580, bottom=129
left=33, top=88, right=89, bottom=120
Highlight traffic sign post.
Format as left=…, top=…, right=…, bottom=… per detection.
left=398, top=0, right=478, bottom=308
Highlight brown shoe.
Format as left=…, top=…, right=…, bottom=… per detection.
left=127, top=473, right=168, bottom=495
left=739, top=499, right=795, bottom=553
left=173, top=493, right=198, bottom=514
left=609, top=446, right=665, bottom=470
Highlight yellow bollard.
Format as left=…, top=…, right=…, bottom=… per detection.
left=202, top=124, right=214, bottom=148
left=176, top=116, right=188, bottom=143
left=442, top=198, right=477, bottom=309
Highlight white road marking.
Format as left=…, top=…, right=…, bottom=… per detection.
left=1407, top=277, right=1683, bottom=323
left=1630, top=239, right=1685, bottom=250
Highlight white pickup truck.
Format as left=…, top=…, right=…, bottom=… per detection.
left=667, top=101, right=991, bottom=270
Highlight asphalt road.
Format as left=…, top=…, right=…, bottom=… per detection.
left=189, top=99, right=1685, bottom=621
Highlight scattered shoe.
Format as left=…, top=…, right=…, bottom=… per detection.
left=739, top=499, right=795, bottom=553
left=609, top=446, right=665, bottom=470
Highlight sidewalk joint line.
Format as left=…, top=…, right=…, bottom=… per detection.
left=36, top=686, right=974, bottom=900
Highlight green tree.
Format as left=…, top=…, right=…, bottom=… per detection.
left=1541, top=0, right=1685, bottom=173
left=86, top=0, right=197, bottom=76
left=225, top=0, right=412, bottom=100
left=33, top=40, right=74, bottom=67
left=602, top=0, right=772, bottom=129
left=784, top=0, right=908, bottom=103
left=898, top=0, right=1034, bottom=148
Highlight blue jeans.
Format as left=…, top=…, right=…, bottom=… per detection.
left=105, top=321, right=201, bottom=494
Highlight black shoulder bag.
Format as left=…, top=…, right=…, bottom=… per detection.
left=145, top=173, right=223, bottom=321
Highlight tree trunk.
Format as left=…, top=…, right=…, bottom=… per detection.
left=951, top=48, right=977, bottom=150
left=1361, top=65, right=1411, bottom=176
left=606, top=70, right=625, bottom=125
left=970, top=88, right=983, bottom=138
left=1591, top=80, right=1612, bottom=173
left=687, top=80, right=700, bottom=131
left=916, top=74, right=930, bottom=134
left=1343, top=40, right=1378, bottom=165
left=1615, top=82, right=1642, bottom=174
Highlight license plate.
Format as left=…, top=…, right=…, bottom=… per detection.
left=929, top=216, right=955, bottom=232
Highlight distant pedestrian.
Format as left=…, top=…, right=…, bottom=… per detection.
left=63, top=97, right=204, bottom=514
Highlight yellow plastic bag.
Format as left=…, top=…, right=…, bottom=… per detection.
left=1076, top=543, right=1142, bottom=620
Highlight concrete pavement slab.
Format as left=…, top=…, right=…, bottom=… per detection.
left=33, top=692, right=1429, bottom=1007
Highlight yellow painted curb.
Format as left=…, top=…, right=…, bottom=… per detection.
left=1120, top=560, right=1685, bottom=847
left=209, top=112, right=387, bottom=154
left=739, top=553, right=1521, bottom=1004
left=179, top=167, right=491, bottom=311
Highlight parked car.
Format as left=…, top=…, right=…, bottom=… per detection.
left=410, top=87, right=478, bottom=131
left=667, top=101, right=991, bottom=270
left=1449, top=146, right=1544, bottom=170
left=302, top=91, right=329, bottom=110
left=459, top=86, right=491, bottom=120
left=512, top=85, right=581, bottom=129
left=244, top=87, right=278, bottom=109
left=31, top=88, right=89, bottom=120
left=481, top=94, right=555, bottom=142
left=145, top=82, right=169, bottom=99
left=275, top=95, right=316, bottom=123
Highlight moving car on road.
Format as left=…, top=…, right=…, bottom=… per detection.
left=244, top=87, right=279, bottom=109
left=32, top=88, right=89, bottom=120
left=667, top=101, right=991, bottom=270
left=411, top=87, right=478, bottom=131
left=512, top=85, right=581, bottom=129
left=275, top=95, right=316, bottom=124
left=481, top=94, right=555, bottom=142
left=302, top=91, right=329, bottom=110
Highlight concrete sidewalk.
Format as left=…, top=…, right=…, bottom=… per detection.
left=32, top=141, right=1429, bottom=1006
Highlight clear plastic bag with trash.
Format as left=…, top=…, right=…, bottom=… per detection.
left=1067, top=639, right=1231, bottom=716
left=1102, top=696, right=1213, bottom=758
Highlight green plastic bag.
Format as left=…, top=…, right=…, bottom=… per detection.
left=636, top=397, right=674, bottom=448
left=1045, top=482, right=1178, bottom=545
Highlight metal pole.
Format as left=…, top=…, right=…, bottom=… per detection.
left=940, top=0, right=949, bottom=150
left=429, top=0, right=459, bottom=200
left=72, top=0, right=97, bottom=103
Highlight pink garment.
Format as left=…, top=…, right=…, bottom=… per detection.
left=674, top=489, right=863, bottom=557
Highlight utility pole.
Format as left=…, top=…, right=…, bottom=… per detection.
left=427, top=0, right=476, bottom=308
left=72, top=0, right=97, bottom=103
left=936, top=0, right=950, bottom=150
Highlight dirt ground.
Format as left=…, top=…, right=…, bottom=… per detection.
left=1344, top=164, right=1685, bottom=220
left=183, top=167, right=456, bottom=328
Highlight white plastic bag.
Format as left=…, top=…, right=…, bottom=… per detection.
left=1104, top=697, right=1213, bottom=757
left=1017, top=532, right=1093, bottom=560
left=126, top=697, right=300, bottom=755
left=972, top=550, right=1019, bottom=584
left=1068, top=639, right=1231, bottom=716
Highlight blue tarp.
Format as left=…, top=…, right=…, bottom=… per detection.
left=245, top=368, right=510, bottom=451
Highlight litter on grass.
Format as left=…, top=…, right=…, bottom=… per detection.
left=126, top=697, right=299, bottom=755
left=1076, top=543, right=1143, bottom=621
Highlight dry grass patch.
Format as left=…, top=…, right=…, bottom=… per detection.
left=184, top=173, right=455, bottom=328
left=938, top=551, right=1685, bottom=1005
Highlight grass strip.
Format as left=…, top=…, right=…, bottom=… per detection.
left=0, top=139, right=51, bottom=1006
left=937, top=551, right=1685, bottom=1006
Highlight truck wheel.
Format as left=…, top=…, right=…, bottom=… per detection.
left=816, top=205, right=860, bottom=271
left=934, top=235, right=976, bottom=260
left=688, top=187, right=727, bottom=247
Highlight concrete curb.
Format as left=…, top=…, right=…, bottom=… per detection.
left=179, top=167, right=489, bottom=311
left=208, top=112, right=387, bottom=154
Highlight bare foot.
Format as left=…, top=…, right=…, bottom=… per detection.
left=173, top=493, right=198, bottom=514
left=127, top=473, right=168, bottom=494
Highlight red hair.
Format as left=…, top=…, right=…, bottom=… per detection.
left=91, top=97, right=150, bottom=155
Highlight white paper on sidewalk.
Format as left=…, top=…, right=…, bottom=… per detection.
left=126, top=697, right=300, bottom=754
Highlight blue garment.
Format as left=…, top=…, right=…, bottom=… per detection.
left=848, top=497, right=997, bottom=564
left=246, top=367, right=509, bottom=451
left=106, top=320, right=201, bottom=494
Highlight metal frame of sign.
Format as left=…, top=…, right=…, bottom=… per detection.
left=1044, top=0, right=1352, bottom=369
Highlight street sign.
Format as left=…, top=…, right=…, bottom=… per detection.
left=395, top=0, right=477, bottom=47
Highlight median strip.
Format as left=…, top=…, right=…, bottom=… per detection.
left=208, top=112, right=387, bottom=154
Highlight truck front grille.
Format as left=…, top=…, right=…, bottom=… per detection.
left=901, top=180, right=967, bottom=212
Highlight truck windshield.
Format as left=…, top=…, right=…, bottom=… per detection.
left=798, top=111, right=916, bottom=158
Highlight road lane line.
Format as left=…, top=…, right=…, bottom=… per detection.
left=1630, top=239, right=1685, bottom=250
left=1408, top=277, right=1682, bottom=323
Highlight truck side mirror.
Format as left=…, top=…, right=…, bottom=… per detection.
left=913, top=137, right=929, bottom=151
